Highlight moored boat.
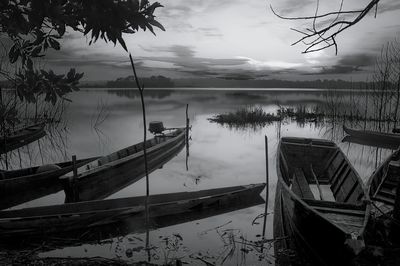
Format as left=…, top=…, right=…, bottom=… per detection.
left=0, top=157, right=99, bottom=209
left=0, top=123, right=46, bottom=154
left=343, top=125, right=400, bottom=150
left=62, top=127, right=186, bottom=202
left=0, top=183, right=265, bottom=243
left=277, top=137, right=370, bottom=265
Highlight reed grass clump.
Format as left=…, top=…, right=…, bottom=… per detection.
left=208, top=106, right=280, bottom=126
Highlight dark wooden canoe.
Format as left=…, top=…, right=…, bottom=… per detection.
left=367, top=148, right=400, bottom=215
left=277, top=137, right=370, bottom=265
left=343, top=125, right=400, bottom=150
left=0, top=183, right=265, bottom=242
left=0, top=123, right=46, bottom=154
left=0, top=157, right=99, bottom=210
left=4, top=188, right=265, bottom=249
left=62, top=128, right=186, bottom=202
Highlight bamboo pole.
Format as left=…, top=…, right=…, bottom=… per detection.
left=185, top=103, right=189, bottom=171
left=262, top=135, right=269, bottom=238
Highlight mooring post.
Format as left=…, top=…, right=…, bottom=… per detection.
left=72, top=155, right=77, bottom=179
left=262, top=135, right=269, bottom=238
left=71, top=155, right=78, bottom=202
left=186, top=103, right=189, bottom=171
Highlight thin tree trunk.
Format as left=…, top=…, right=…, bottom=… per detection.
left=128, top=53, right=151, bottom=262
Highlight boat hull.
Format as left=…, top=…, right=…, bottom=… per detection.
left=0, top=123, right=46, bottom=154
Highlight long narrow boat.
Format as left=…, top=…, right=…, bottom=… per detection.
left=62, top=128, right=186, bottom=202
left=0, top=183, right=265, bottom=243
left=0, top=123, right=46, bottom=154
left=343, top=125, right=400, bottom=150
left=277, top=137, right=370, bottom=265
left=0, top=157, right=99, bottom=210
left=367, top=148, right=400, bottom=215
left=342, top=135, right=397, bottom=150
left=5, top=189, right=265, bottom=249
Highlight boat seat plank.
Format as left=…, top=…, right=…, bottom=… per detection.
left=291, top=168, right=314, bottom=199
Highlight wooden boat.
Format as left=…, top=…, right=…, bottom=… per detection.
left=0, top=123, right=46, bottom=154
left=5, top=189, right=265, bottom=249
left=0, top=183, right=265, bottom=243
left=62, top=128, right=186, bottom=202
left=343, top=125, right=400, bottom=150
left=0, top=157, right=99, bottom=210
left=342, top=135, right=397, bottom=150
left=367, top=148, right=400, bottom=215
left=277, top=137, right=370, bottom=265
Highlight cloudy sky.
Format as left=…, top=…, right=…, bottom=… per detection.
left=45, top=0, right=400, bottom=81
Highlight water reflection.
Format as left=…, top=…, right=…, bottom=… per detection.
left=0, top=88, right=396, bottom=265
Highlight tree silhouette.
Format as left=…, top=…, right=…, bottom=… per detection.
left=0, top=0, right=164, bottom=103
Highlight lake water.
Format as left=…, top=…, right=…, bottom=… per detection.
left=2, top=88, right=394, bottom=265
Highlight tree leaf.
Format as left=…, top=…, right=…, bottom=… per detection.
left=148, top=19, right=165, bottom=31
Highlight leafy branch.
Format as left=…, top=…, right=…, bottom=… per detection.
left=0, top=0, right=164, bottom=104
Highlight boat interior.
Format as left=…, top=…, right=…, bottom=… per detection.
left=279, top=137, right=367, bottom=234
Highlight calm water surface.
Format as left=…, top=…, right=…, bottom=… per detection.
left=3, top=88, right=393, bottom=265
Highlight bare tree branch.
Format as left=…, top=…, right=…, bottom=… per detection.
left=271, top=0, right=381, bottom=55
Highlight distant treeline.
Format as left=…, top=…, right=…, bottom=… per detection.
left=106, top=75, right=174, bottom=88
left=102, top=76, right=370, bottom=89
left=1, top=76, right=371, bottom=89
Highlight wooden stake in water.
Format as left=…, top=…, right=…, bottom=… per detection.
left=72, top=155, right=78, bottom=180
left=186, top=103, right=189, bottom=171
left=262, top=135, right=269, bottom=238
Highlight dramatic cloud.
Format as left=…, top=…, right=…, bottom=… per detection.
left=28, top=0, right=400, bottom=81
left=307, top=53, right=376, bottom=75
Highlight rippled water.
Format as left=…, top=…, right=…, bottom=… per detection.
left=2, top=88, right=394, bottom=265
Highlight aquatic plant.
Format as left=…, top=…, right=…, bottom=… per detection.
left=208, top=105, right=280, bottom=126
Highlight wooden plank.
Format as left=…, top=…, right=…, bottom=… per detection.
left=310, top=164, right=324, bottom=200
left=291, top=168, right=314, bottom=199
